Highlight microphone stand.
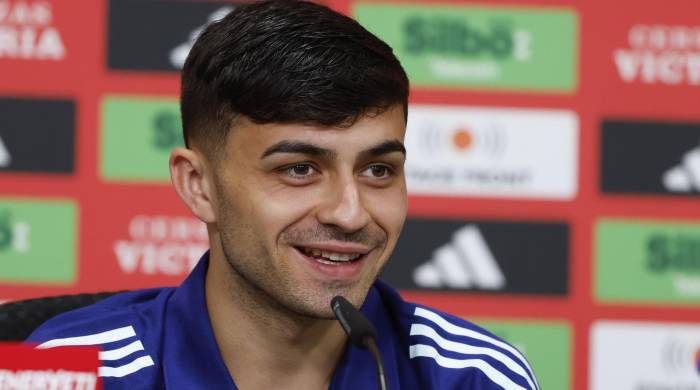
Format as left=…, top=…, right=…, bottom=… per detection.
left=365, top=337, right=388, bottom=390
left=331, top=296, right=388, bottom=390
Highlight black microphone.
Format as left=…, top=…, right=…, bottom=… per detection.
left=331, top=296, right=388, bottom=390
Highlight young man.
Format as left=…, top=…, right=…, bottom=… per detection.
left=28, top=2, right=539, bottom=389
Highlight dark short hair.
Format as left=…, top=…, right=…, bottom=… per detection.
left=180, top=0, right=409, bottom=156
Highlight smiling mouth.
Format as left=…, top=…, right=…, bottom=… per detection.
left=296, top=246, right=365, bottom=264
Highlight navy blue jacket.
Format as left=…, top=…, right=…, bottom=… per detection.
left=27, top=253, right=539, bottom=389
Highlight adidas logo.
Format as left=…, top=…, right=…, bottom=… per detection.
left=412, top=225, right=506, bottom=289
left=37, top=326, right=154, bottom=378
left=662, top=144, right=700, bottom=192
left=0, top=135, right=10, bottom=168
left=169, top=6, right=234, bottom=69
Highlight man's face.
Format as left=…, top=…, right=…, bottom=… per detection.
left=209, top=105, right=407, bottom=318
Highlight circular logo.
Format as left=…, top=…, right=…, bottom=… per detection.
left=451, top=128, right=474, bottom=152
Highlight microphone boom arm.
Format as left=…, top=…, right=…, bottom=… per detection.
left=331, top=296, right=388, bottom=390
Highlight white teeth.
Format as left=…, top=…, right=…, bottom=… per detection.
left=300, top=247, right=362, bottom=262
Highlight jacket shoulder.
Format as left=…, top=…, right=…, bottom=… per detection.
left=25, top=288, right=174, bottom=386
left=374, top=282, right=539, bottom=390
left=405, top=303, right=540, bottom=390
left=26, top=288, right=169, bottom=342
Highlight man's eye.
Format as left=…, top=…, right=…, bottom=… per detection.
left=362, top=164, right=393, bottom=179
left=284, top=164, right=316, bottom=178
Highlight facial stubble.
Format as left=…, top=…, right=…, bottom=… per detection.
left=214, top=187, right=390, bottom=321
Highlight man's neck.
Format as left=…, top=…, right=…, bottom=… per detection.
left=205, top=249, right=347, bottom=390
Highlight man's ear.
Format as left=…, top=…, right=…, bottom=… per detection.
left=170, top=147, right=217, bottom=223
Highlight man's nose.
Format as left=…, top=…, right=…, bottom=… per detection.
left=316, top=176, right=370, bottom=233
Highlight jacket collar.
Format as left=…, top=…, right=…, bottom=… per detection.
left=162, top=252, right=400, bottom=389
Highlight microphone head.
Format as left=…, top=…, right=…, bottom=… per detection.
left=331, top=296, right=378, bottom=349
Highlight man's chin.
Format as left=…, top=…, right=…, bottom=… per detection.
left=281, top=286, right=370, bottom=320
left=281, top=301, right=339, bottom=321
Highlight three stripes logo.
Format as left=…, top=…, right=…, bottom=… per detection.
left=169, top=6, right=234, bottom=69
left=410, top=307, right=539, bottom=390
left=0, top=98, right=75, bottom=174
left=36, top=326, right=154, bottom=378
left=107, top=1, right=242, bottom=72
left=412, top=225, right=506, bottom=290
left=0, top=135, right=10, bottom=168
left=383, top=218, right=569, bottom=295
left=601, top=120, right=700, bottom=196
left=662, top=143, right=700, bottom=193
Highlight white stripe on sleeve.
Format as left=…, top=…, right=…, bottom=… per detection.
left=411, top=324, right=536, bottom=390
left=99, top=340, right=145, bottom=361
left=414, top=307, right=538, bottom=388
left=36, top=326, right=137, bottom=349
left=410, top=344, right=527, bottom=390
left=98, top=355, right=155, bottom=378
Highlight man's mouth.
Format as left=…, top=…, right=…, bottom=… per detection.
left=295, top=246, right=365, bottom=264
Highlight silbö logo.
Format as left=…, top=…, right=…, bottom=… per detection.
left=403, top=17, right=531, bottom=80
left=647, top=233, right=700, bottom=297
left=152, top=110, right=185, bottom=151
left=0, top=209, right=30, bottom=254
left=355, top=4, right=577, bottom=92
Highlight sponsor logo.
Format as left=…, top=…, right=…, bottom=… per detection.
left=354, top=3, right=578, bottom=92
left=0, top=0, right=66, bottom=61
left=405, top=105, right=578, bottom=200
left=382, top=218, right=569, bottom=295
left=591, top=321, right=700, bottom=389
left=663, top=143, right=700, bottom=193
left=0, top=344, right=99, bottom=389
left=101, top=95, right=182, bottom=182
left=663, top=339, right=700, bottom=376
left=413, top=224, right=505, bottom=290
left=0, top=198, right=76, bottom=284
left=0, top=134, right=10, bottom=167
left=0, top=97, right=75, bottom=174
left=114, top=215, right=207, bottom=276
left=0, top=369, right=97, bottom=389
left=169, top=6, right=233, bottom=69
left=596, top=219, right=700, bottom=304
left=0, top=208, right=30, bottom=253
left=107, top=0, right=238, bottom=72
left=614, top=24, right=700, bottom=86
left=601, top=119, right=700, bottom=196
left=476, top=320, right=571, bottom=390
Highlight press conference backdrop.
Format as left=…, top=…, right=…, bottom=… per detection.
left=0, top=0, right=699, bottom=388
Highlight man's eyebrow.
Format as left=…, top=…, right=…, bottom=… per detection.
left=260, top=140, right=336, bottom=159
left=360, top=140, right=406, bottom=159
